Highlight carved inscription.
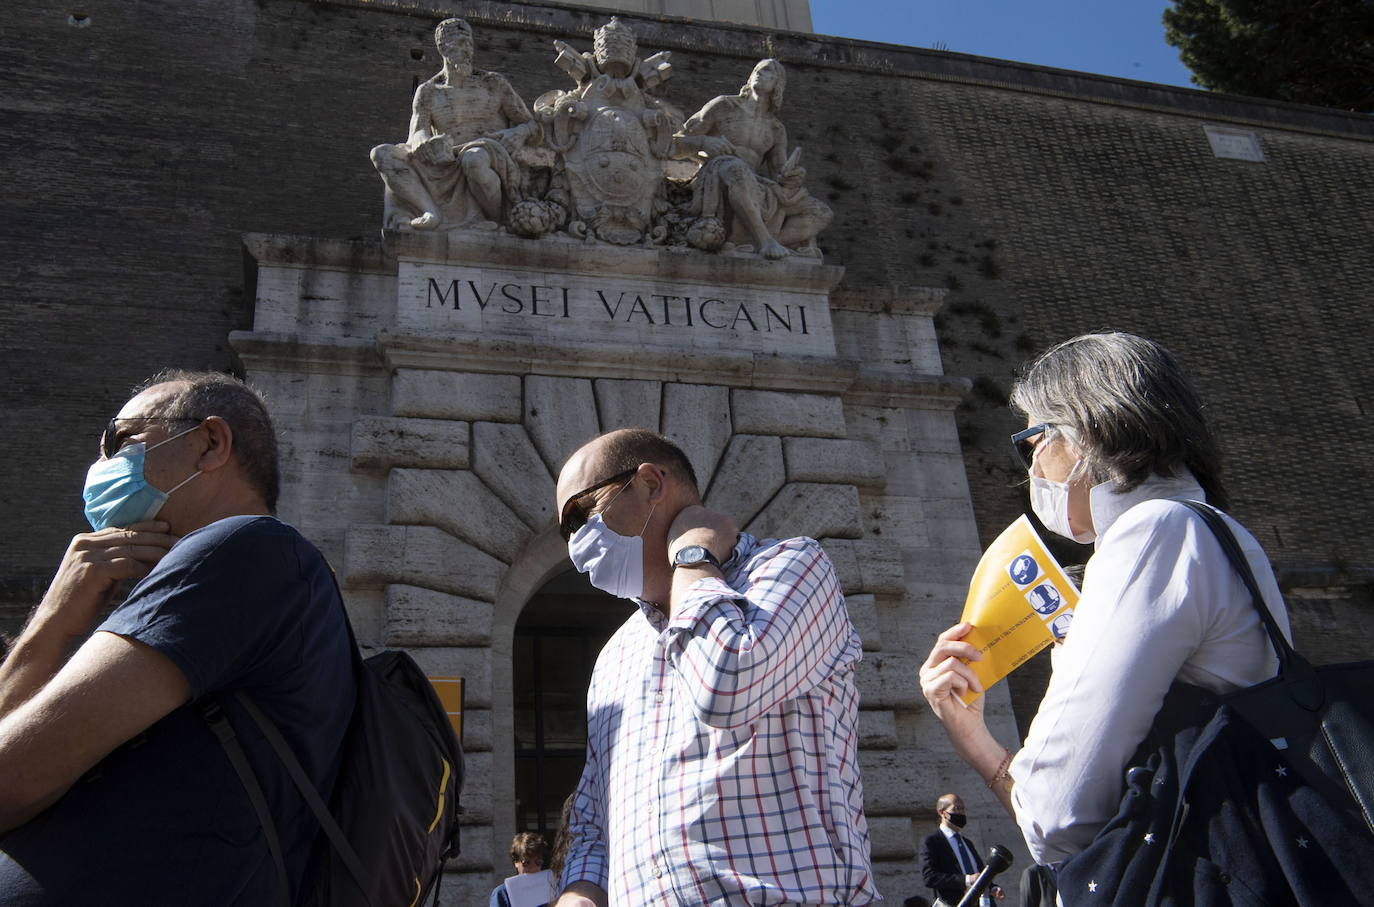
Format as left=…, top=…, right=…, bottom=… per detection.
left=423, top=275, right=810, bottom=335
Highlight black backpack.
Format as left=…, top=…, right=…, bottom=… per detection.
left=201, top=616, right=464, bottom=907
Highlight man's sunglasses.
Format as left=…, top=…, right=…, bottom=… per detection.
left=101, top=416, right=203, bottom=459
left=558, top=468, right=637, bottom=541
left=1010, top=423, right=1051, bottom=470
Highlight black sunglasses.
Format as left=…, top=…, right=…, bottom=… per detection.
left=101, top=416, right=203, bottom=459
left=1010, top=423, right=1051, bottom=470
left=558, top=468, right=637, bottom=541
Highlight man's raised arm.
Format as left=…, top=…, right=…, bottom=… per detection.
left=664, top=511, right=858, bottom=729
left=0, top=522, right=186, bottom=831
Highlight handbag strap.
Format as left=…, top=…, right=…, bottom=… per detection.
left=1179, top=500, right=1324, bottom=710
left=1178, top=501, right=1293, bottom=668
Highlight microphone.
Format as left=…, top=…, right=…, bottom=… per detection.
left=954, top=843, right=1014, bottom=907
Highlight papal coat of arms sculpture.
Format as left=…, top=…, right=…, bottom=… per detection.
left=371, top=17, right=832, bottom=260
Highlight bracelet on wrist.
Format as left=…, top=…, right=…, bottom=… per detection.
left=987, top=748, right=1014, bottom=790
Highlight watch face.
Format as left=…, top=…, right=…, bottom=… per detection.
left=677, top=545, right=709, bottom=565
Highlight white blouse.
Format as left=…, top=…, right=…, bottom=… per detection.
left=1008, top=472, right=1291, bottom=864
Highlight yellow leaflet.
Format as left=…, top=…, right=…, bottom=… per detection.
left=958, top=515, right=1080, bottom=704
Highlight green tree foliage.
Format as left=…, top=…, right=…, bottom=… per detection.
left=1163, top=0, right=1374, bottom=112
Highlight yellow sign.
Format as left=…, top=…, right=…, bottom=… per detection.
left=958, top=515, right=1079, bottom=703
left=429, top=676, right=464, bottom=743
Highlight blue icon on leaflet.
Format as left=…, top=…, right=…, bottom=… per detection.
left=1050, top=610, right=1074, bottom=640
left=1009, top=553, right=1039, bottom=586
left=1027, top=582, right=1062, bottom=615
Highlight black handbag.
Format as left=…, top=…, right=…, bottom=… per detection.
left=1180, top=500, right=1374, bottom=834
left=1050, top=501, right=1374, bottom=905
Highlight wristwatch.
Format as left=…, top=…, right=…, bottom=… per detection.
left=672, top=545, right=723, bottom=571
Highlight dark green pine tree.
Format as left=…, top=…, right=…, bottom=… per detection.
left=1163, top=0, right=1374, bottom=112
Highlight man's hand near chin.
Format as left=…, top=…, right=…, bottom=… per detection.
left=554, top=882, right=606, bottom=907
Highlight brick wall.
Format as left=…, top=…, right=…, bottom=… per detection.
left=3, top=0, right=1371, bottom=707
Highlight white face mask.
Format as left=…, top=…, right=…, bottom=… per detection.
left=1029, top=472, right=1096, bottom=544
left=566, top=481, right=655, bottom=600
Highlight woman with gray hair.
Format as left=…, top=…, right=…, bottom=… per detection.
left=919, top=331, right=1290, bottom=867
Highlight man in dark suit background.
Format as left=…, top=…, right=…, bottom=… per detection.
left=920, top=793, right=1003, bottom=907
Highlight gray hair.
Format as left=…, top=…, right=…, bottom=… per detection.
left=135, top=370, right=282, bottom=511
left=1009, top=332, right=1228, bottom=509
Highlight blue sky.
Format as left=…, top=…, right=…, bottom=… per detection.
left=809, top=1, right=1197, bottom=90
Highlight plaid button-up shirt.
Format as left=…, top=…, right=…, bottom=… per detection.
left=561, top=532, right=877, bottom=905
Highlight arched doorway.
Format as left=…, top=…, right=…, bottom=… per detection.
left=512, top=568, right=630, bottom=837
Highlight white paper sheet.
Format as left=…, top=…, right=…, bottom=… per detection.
left=503, top=869, right=554, bottom=907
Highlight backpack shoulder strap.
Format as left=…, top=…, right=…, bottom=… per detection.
left=198, top=698, right=291, bottom=907
left=234, top=692, right=377, bottom=907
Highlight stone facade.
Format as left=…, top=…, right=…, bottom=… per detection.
left=234, top=226, right=996, bottom=898
left=4, top=0, right=1374, bottom=901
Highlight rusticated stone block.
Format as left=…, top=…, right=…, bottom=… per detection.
left=867, top=816, right=917, bottom=860
left=341, top=589, right=386, bottom=650
left=387, top=468, right=530, bottom=563
left=442, top=824, right=494, bottom=872
left=435, top=869, right=499, bottom=907
left=872, top=864, right=924, bottom=907
left=903, top=546, right=982, bottom=589
left=450, top=755, right=493, bottom=828
left=858, top=750, right=928, bottom=817
left=732, top=389, right=846, bottom=438
left=406, top=646, right=494, bottom=709
left=864, top=496, right=931, bottom=547
left=703, top=435, right=784, bottom=528
left=524, top=375, right=599, bottom=473
left=472, top=422, right=556, bottom=529
left=826, top=538, right=908, bottom=594
left=594, top=378, right=661, bottom=432
left=350, top=417, right=469, bottom=470
left=345, top=524, right=504, bottom=602
left=825, top=538, right=861, bottom=593
left=384, top=584, right=492, bottom=647
left=457, top=707, right=493, bottom=753
left=746, top=482, right=862, bottom=542
left=882, top=448, right=971, bottom=500
left=392, top=369, right=521, bottom=422
left=662, top=383, right=732, bottom=484
left=922, top=497, right=983, bottom=551
left=855, top=653, right=922, bottom=709
left=846, top=592, right=882, bottom=651
left=858, top=709, right=898, bottom=749
left=784, top=437, right=886, bottom=487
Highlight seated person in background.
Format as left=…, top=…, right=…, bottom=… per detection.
left=492, top=831, right=552, bottom=907
left=0, top=370, right=355, bottom=906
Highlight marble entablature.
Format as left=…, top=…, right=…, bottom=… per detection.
left=371, top=17, right=832, bottom=260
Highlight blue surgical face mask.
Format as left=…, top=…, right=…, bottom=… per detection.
left=83, top=424, right=202, bottom=531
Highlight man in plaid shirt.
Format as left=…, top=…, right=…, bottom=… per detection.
left=553, top=429, right=878, bottom=906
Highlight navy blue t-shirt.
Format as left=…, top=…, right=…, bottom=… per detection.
left=0, top=516, right=355, bottom=906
